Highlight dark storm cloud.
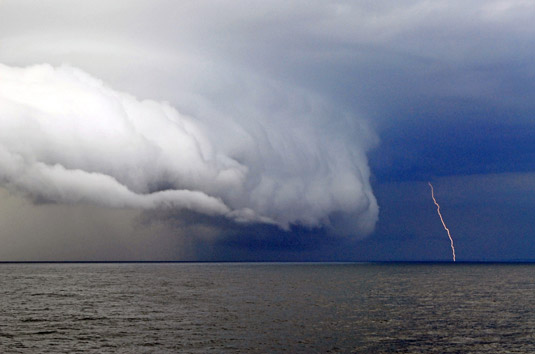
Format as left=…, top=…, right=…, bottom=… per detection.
left=370, top=114, right=535, bottom=182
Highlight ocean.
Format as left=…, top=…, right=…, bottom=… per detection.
left=0, top=263, right=534, bottom=353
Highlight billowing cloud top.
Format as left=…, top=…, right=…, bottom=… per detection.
left=0, top=63, right=378, bottom=235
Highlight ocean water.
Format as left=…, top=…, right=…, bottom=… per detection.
left=0, top=263, right=534, bottom=353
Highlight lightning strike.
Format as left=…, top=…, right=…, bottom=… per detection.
left=428, top=182, right=456, bottom=262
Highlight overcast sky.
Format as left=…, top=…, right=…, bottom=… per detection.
left=1, top=0, right=535, bottom=261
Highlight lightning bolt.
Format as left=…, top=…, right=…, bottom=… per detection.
left=428, top=182, right=456, bottom=262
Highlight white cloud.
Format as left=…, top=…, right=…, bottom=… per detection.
left=0, top=63, right=378, bottom=235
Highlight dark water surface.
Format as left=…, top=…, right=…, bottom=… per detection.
left=0, top=263, right=534, bottom=353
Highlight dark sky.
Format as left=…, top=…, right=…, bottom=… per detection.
left=1, top=1, right=535, bottom=261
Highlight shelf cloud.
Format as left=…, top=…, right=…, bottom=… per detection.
left=0, top=63, right=378, bottom=236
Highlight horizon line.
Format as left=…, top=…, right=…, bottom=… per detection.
left=1, top=260, right=535, bottom=264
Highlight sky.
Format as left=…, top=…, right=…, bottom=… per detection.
left=1, top=0, right=535, bottom=261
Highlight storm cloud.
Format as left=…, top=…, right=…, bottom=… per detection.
left=0, top=63, right=378, bottom=235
